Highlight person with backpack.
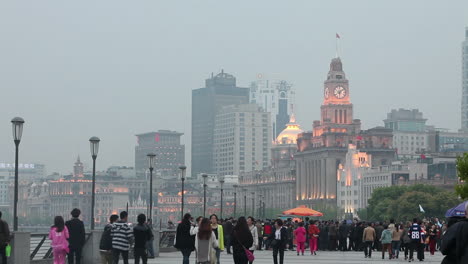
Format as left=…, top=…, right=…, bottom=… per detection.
left=111, top=211, right=133, bottom=264
left=0, top=211, right=10, bottom=264
left=65, top=208, right=85, bottom=264
left=99, top=214, right=118, bottom=264
left=133, top=214, right=154, bottom=264
left=49, top=216, right=69, bottom=264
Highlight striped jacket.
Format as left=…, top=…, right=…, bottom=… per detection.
left=111, top=221, right=134, bottom=251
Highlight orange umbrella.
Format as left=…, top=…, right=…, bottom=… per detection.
left=282, top=205, right=323, bottom=217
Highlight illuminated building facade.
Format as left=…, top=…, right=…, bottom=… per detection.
left=295, top=57, right=395, bottom=206
left=192, top=70, right=250, bottom=176
left=250, top=77, right=295, bottom=139
left=213, top=104, right=271, bottom=176
left=461, top=27, right=468, bottom=130
left=135, top=130, right=185, bottom=179
left=336, top=144, right=371, bottom=214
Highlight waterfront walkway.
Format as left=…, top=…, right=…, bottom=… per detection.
left=148, top=250, right=444, bottom=263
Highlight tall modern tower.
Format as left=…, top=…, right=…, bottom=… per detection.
left=192, top=71, right=249, bottom=176
left=250, top=78, right=295, bottom=139
left=462, top=27, right=468, bottom=130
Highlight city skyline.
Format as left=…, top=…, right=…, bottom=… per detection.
left=0, top=1, right=467, bottom=174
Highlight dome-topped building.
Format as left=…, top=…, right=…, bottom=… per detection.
left=276, top=113, right=303, bottom=145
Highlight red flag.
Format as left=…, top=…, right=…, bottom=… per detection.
left=356, top=135, right=362, bottom=140
left=420, top=154, right=426, bottom=159
left=336, top=33, right=340, bottom=39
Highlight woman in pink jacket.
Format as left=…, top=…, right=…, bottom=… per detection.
left=48, top=216, right=69, bottom=264
left=293, top=222, right=307, bottom=256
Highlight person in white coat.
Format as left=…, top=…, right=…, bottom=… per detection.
left=247, top=217, right=258, bottom=264
left=195, top=218, right=219, bottom=264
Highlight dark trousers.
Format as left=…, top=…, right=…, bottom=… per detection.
left=417, top=241, right=425, bottom=260
left=272, top=245, right=284, bottom=264
left=328, top=238, right=337, bottom=251
left=409, top=240, right=419, bottom=260
left=354, top=240, right=362, bottom=251
left=68, top=247, right=82, bottom=264
left=146, top=239, right=155, bottom=257
left=403, top=242, right=410, bottom=258
left=339, top=238, right=347, bottom=251
left=0, top=245, right=7, bottom=264
left=134, top=248, right=147, bottom=264
left=363, top=241, right=373, bottom=257
left=112, top=249, right=129, bottom=264
left=348, top=238, right=355, bottom=251
left=225, top=235, right=232, bottom=253
left=257, top=236, right=263, bottom=250
left=180, top=248, right=192, bottom=264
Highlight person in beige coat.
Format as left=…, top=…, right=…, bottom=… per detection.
left=195, top=218, right=219, bottom=264
left=362, top=223, right=376, bottom=258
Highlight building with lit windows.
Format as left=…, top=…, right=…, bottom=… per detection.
left=295, top=57, right=395, bottom=207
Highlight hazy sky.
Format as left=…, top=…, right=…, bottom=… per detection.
left=1, top=1, right=467, bottom=175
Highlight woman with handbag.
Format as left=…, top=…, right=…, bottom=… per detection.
left=231, top=217, right=253, bottom=264
left=49, top=216, right=69, bottom=264
left=195, top=218, right=218, bottom=264
left=265, top=219, right=287, bottom=264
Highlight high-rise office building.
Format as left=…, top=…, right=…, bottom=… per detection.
left=192, top=70, right=249, bottom=176
left=250, top=78, right=295, bottom=139
left=462, top=27, right=468, bottom=130
left=213, top=104, right=271, bottom=176
left=135, top=130, right=185, bottom=178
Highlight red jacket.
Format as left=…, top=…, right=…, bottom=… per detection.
left=308, top=224, right=320, bottom=236
left=294, top=227, right=307, bottom=243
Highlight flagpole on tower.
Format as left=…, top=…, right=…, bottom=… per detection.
left=335, top=33, right=340, bottom=58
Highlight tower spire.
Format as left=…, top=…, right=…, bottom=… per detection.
left=335, top=33, right=341, bottom=58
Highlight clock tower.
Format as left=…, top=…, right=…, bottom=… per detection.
left=321, top=57, right=353, bottom=125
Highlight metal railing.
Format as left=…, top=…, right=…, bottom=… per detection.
left=30, top=233, right=91, bottom=261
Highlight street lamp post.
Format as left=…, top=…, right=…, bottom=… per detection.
left=251, top=192, right=255, bottom=218
left=202, top=174, right=208, bottom=217
left=11, top=117, right=24, bottom=231
left=89, top=136, right=100, bottom=230
left=179, top=166, right=186, bottom=220
left=243, top=188, right=247, bottom=216
left=219, top=177, right=225, bottom=219
left=233, top=185, right=238, bottom=217
left=147, top=153, right=156, bottom=227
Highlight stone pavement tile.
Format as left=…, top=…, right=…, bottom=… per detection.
left=149, top=250, right=444, bottom=264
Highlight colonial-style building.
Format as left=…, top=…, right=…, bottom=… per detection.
left=295, top=57, right=395, bottom=207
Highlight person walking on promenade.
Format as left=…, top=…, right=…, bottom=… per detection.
left=49, top=216, right=69, bottom=264
left=195, top=218, right=218, bottom=264
left=441, top=202, right=468, bottom=264
left=146, top=219, right=155, bottom=259
left=65, top=208, right=85, bottom=264
left=374, top=222, right=384, bottom=251
left=380, top=224, right=392, bottom=259
left=0, top=211, right=10, bottom=264
left=338, top=220, right=348, bottom=251
left=362, top=222, right=375, bottom=258
left=246, top=217, right=258, bottom=264
left=293, top=222, right=306, bottom=256
left=133, top=214, right=153, bottom=264
left=263, top=220, right=272, bottom=250
left=111, top=211, right=133, bottom=264
left=265, top=219, right=287, bottom=264
left=308, top=220, right=320, bottom=255
left=231, top=217, right=254, bottom=264
left=255, top=221, right=263, bottom=251
left=392, top=223, right=404, bottom=259
left=99, top=214, right=118, bottom=264
left=401, top=222, right=412, bottom=261
left=408, top=218, right=422, bottom=262
left=175, top=213, right=195, bottom=264
left=210, top=214, right=224, bottom=264
left=417, top=220, right=426, bottom=262
left=223, top=218, right=234, bottom=254
left=428, top=224, right=437, bottom=255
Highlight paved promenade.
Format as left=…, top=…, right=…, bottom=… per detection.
left=148, top=250, right=444, bottom=263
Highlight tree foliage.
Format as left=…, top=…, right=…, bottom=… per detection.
left=366, top=184, right=460, bottom=222
left=456, top=153, right=468, bottom=199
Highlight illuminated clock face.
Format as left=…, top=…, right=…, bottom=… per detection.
left=334, top=86, right=346, bottom=99
left=324, top=87, right=329, bottom=99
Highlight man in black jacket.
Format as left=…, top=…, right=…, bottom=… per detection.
left=266, top=219, right=288, bottom=264
left=441, top=203, right=468, bottom=264
left=100, top=214, right=118, bottom=264
left=0, top=211, right=10, bottom=264
left=66, top=208, right=86, bottom=264
left=223, top=218, right=234, bottom=254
